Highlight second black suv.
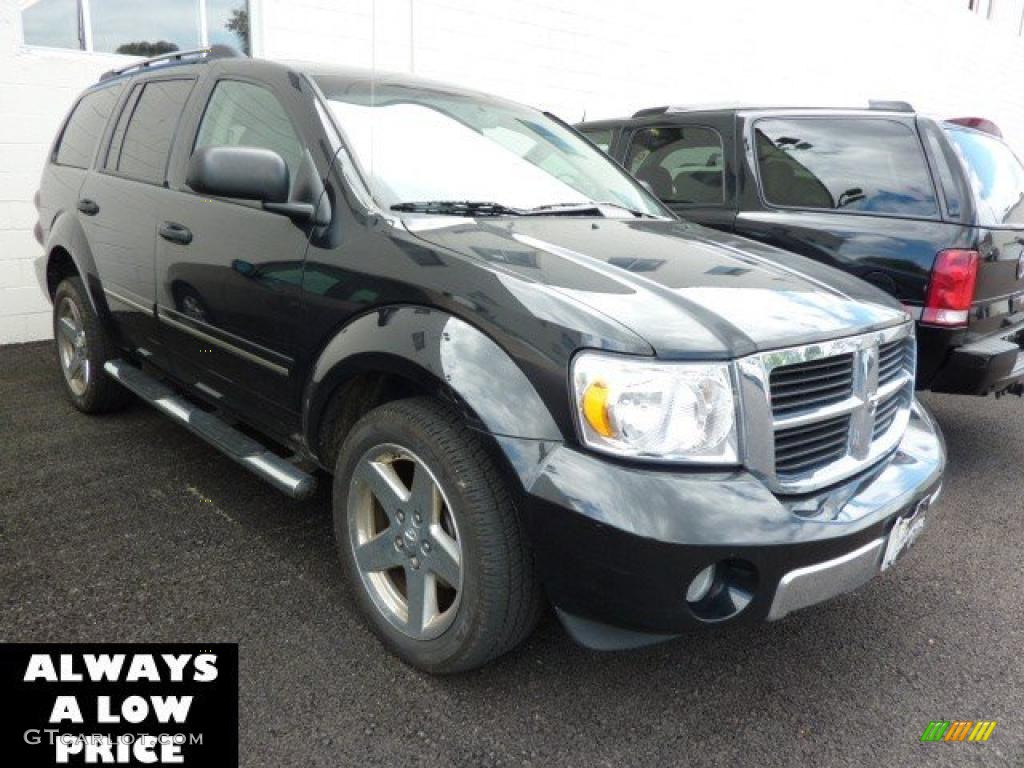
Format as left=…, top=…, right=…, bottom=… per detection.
left=35, top=50, right=944, bottom=672
left=579, top=105, right=1024, bottom=396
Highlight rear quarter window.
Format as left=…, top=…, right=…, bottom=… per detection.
left=754, top=117, right=939, bottom=218
left=945, top=127, right=1024, bottom=227
left=54, top=84, right=123, bottom=169
left=105, top=79, right=195, bottom=185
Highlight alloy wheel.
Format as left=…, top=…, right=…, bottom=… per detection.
left=56, top=296, right=89, bottom=396
left=347, top=444, right=463, bottom=640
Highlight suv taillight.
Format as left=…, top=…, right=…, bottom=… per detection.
left=922, top=249, right=979, bottom=327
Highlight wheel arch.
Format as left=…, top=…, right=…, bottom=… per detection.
left=43, top=211, right=105, bottom=319
left=303, top=306, right=564, bottom=470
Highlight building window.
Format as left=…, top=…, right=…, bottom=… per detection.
left=20, top=0, right=251, bottom=55
left=968, top=0, right=995, bottom=18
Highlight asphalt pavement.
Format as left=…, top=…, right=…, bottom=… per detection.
left=2, top=340, right=1021, bottom=767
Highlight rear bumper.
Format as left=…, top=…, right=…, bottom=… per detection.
left=919, top=320, right=1024, bottom=395
left=499, top=399, right=945, bottom=648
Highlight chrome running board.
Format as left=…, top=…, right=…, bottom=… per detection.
left=104, top=360, right=316, bottom=500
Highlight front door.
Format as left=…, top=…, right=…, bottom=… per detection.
left=155, top=77, right=315, bottom=438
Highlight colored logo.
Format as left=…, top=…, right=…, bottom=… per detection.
left=920, top=720, right=997, bottom=742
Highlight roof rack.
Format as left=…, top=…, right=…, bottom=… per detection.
left=868, top=99, right=915, bottom=113
left=100, top=45, right=242, bottom=82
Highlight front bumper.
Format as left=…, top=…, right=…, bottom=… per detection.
left=498, top=399, right=945, bottom=649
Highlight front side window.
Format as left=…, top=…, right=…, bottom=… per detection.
left=55, top=83, right=123, bottom=169
left=106, top=79, right=194, bottom=184
left=315, top=79, right=665, bottom=217
left=754, top=118, right=939, bottom=218
left=945, top=127, right=1024, bottom=227
left=580, top=128, right=614, bottom=153
left=626, top=126, right=725, bottom=205
left=21, top=0, right=250, bottom=55
left=194, top=81, right=304, bottom=187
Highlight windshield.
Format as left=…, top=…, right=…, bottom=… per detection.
left=314, top=77, right=665, bottom=217
left=945, top=127, right=1024, bottom=227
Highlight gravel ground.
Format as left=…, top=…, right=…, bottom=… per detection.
left=1, top=340, right=1021, bottom=767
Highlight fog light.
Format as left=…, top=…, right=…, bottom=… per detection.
left=686, top=565, right=716, bottom=604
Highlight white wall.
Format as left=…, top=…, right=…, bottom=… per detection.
left=3, top=0, right=1024, bottom=343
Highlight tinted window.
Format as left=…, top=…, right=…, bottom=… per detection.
left=922, top=125, right=962, bottom=217
left=755, top=118, right=938, bottom=217
left=946, top=127, right=1024, bottom=227
left=195, top=81, right=304, bottom=189
left=581, top=128, right=614, bottom=153
left=107, top=79, right=194, bottom=184
left=55, top=84, right=123, bottom=169
left=626, top=126, right=725, bottom=205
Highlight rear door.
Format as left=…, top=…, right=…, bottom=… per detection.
left=620, top=120, right=736, bottom=231
left=154, top=73, right=320, bottom=438
left=940, top=125, right=1024, bottom=339
left=80, top=76, right=197, bottom=364
left=39, top=81, right=124, bottom=263
left=733, top=113, right=957, bottom=303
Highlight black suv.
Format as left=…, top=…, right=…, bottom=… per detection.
left=579, top=105, right=1024, bottom=396
left=35, top=50, right=944, bottom=672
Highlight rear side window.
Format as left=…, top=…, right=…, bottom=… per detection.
left=754, top=118, right=938, bottom=218
left=106, top=79, right=195, bottom=184
left=580, top=127, right=614, bottom=153
left=194, top=80, right=304, bottom=187
left=945, top=127, right=1024, bottom=227
left=55, top=84, right=123, bottom=169
left=626, top=126, right=725, bottom=205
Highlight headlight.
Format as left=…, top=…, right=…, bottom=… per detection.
left=571, top=352, right=739, bottom=463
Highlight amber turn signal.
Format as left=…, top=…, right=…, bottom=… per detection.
left=581, top=381, right=615, bottom=437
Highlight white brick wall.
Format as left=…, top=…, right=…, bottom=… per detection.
left=3, top=0, right=1024, bottom=343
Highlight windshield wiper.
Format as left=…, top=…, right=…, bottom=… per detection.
left=390, top=200, right=665, bottom=219
left=390, top=201, right=523, bottom=216
left=527, top=202, right=663, bottom=219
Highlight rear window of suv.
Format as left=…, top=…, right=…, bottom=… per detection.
left=754, top=117, right=938, bottom=218
left=945, top=127, right=1024, bottom=227
left=55, top=84, right=123, bottom=169
left=105, top=79, right=194, bottom=185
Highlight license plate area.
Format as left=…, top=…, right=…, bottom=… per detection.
left=881, top=496, right=929, bottom=571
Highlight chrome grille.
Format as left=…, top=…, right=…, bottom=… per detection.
left=770, top=355, right=854, bottom=416
left=737, top=322, right=916, bottom=494
left=774, top=413, right=851, bottom=475
left=872, top=391, right=904, bottom=440
left=878, top=339, right=909, bottom=388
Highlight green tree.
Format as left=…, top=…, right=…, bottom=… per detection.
left=226, top=8, right=251, bottom=55
left=116, top=41, right=179, bottom=57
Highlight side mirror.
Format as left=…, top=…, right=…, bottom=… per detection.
left=187, top=146, right=289, bottom=204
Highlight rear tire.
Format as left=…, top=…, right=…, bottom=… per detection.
left=53, top=277, right=128, bottom=414
left=333, top=396, right=542, bottom=673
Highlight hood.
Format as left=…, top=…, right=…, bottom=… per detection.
left=404, top=216, right=910, bottom=359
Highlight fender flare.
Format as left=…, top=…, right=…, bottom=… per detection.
left=44, top=211, right=106, bottom=319
left=303, top=305, right=563, bottom=463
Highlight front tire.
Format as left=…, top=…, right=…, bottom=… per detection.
left=333, top=397, right=542, bottom=673
left=53, top=277, right=128, bottom=414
